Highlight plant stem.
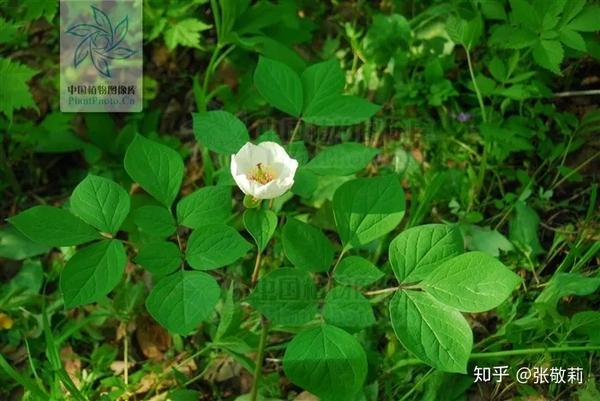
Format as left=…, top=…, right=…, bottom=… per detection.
left=464, top=46, right=489, bottom=205
left=288, top=119, right=302, bottom=144
left=123, top=331, right=129, bottom=387
left=387, top=345, right=600, bottom=373
left=550, top=152, right=598, bottom=191
left=554, top=89, right=600, bottom=97
left=364, top=287, right=399, bottom=296
left=327, top=248, right=347, bottom=289
left=470, top=345, right=600, bottom=359
left=0, top=353, right=48, bottom=400
left=250, top=317, right=269, bottom=401
left=464, top=46, right=486, bottom=123
left=251, top=251, right=262, bottom=285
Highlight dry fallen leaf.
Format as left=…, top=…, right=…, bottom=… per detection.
left=136, top=315, right=171, bottom=360
left=294, top=391, right=320, bottom=401
left=60, top=346, right=81, bottom=387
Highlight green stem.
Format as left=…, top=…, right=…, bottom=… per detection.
left=0, top=353, right=48, bottom=399
left=471, top=345, right=600, bottom=359
left=387, top=345, right=600, bottom=373
left=464, top=46, right=488, bottom=205
left=288, top=118, right=302, bottom=144
left=200, top=43, right=223, bottom=111
left=464, top=46, right=486, bottom=123
left=250, top=318, right=269, bottom=401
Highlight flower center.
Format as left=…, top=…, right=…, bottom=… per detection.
left=248, top=163, right=277, bottom=185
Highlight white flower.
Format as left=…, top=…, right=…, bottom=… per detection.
left=230, top=141, right=298, bottom=200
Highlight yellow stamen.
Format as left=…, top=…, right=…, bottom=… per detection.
left=248, top=163, right=276, bottom=185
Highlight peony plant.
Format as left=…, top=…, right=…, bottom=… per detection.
left=7, top=57, right=522, bottom=401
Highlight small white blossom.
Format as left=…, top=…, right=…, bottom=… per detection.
left=230, top=141, right=298, bottom=200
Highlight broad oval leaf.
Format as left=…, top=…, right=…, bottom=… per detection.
left=132, top=205, right=176, bottom=238
left=70, top=175, right=130, bottom=234
left=254, top=56, right=303, bottom=117
left=389, top=224, right=463, bottom=283
left=422, top=251, right=522, bottom=312
left=283, top=324, right=368, bottom=401
left=124, top=134, right=184, bottom=207
left=282, top=218, right=334, bottom=272
left=243, top=209, right=277, bottom=252
left=333, top=175, right=405, bottom=249
left=186, top=224, right=252, bottom=270
left=302, top=95, right=381, bottom=127
left=146, top=270, right=220, bottom=335
left=389, top=290, right=472, bottom=373
left=176, top=186, right=232, bottom=229
left=247, top=268, right=317, bottom=326
left=135, top=241, right=182, bottom=276
left=334, top=256, right=384, bottom=287
left=323, top=286, right=375, bottom=332
left=305, top=143, right=379, bottom=176
left=301, top=59, right=345, bottom=112
left=9, top=206, right=100, bottom=247
left=192, top=111, right=249, bottom=154
left=60, top=239, right=127, bottom=308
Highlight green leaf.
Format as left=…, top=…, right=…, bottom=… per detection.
left=70, top=175, right=130, bottom=234
left=532, top=39, right=563, bottom=74
left=481, top=0, right=507, bottom=21
left=333, top=175, right=405, bottom=249
left=509, top=201, right=544, bottom=256
left=186, top=224, right=252, bottom=270
left=509, top=0, right=541, bottom=30
left=334, top=256, right=384, bottom=287
left=282, top=218, right=334, bottom=272
left=570, top=311, right=600, bottom=344
left=135, top=241, right=182, bottom=276
left=254, top=56, right=303, bottom=117
left=60, top=240, right=127, bottom=307
left=389, top=290, right=472, bottom=373
left=302, top=95, right=380, bottom=127
left=124, top=135, right=184, bottom=207
left=283, top=324, right=368, bottom=401
left=146, top=271, right=220, bottom=335
left=462, top=224, right=514, bottom=257
left=300, top=59, right=345, bottom=112
left=323, top=286, right=375, bottom=332
left=192, top=111, right=249, bottom=154
left=363, top=14, right=411, bottom=64
left=567, top=5, right=600, bottom=32
left=214, top=285, right=242, bottom=340
left=0, top=57, right=38, bottom=120
left=305, top=143, right=379, bottom=176
left=446, top=15, right=483, bottom=49
left=389, top=224, right=463, bottom=283
left=176, top=186, right=232, bottom=229
left=421, top=252, right=521, bottom=312
left=9, top=206, right=100, bottom=247
left=559, top=29, right=586, bottom=51
left=0, top=225, right=49, bottom=260
left=243, top=209, right=277, bottom=252
left=488, top=57, right=507, bottom=82
left=535, top=273, right=600, bottom=317
left=132, top=205, right=176, bottom=238
left=247, top=268, right=317, bottom=326
left=163, top=18, right=211, bottom=50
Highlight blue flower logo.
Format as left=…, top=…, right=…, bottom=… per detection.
left=66, top=6, right=135, bottom=78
